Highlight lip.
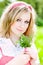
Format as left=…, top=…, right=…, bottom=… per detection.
left=16, top=28, right=23, bottom=31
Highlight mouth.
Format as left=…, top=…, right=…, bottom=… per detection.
left=16, top=28, right=23, bottom=32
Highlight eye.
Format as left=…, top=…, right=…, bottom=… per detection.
left=16, top=19, right=21, bottom=22
left=25, top=21, right=29, bottom=24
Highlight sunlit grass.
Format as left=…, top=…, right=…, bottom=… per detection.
left=35, top=26, right=43, bottom=65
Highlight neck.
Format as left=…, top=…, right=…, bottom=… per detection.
left=10, top=31, right=20, bottom=46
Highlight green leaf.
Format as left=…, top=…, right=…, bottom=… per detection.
left=19, top=35, right=32, bottom=48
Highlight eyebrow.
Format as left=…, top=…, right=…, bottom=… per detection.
left=18, top=17, right=22, bottom=20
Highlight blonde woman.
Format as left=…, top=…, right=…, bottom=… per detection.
left=0, top=1, right=40, bottom=65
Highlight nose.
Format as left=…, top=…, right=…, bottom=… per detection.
left=19, top=21, right=24, bottom=28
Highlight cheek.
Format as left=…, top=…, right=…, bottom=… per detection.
left=11, top=22, right=18, bottom=29
left=25, top=24, right=28, bottom=30
left=10, top=23, right=15, bottom=31
left=23, top=24, right=28, bottom=32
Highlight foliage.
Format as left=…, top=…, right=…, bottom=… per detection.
left=0, top=0, right=11, bottom=17
left=36, top=16, right=43, bottom=26
left=17, top=35, right=32, bottom=48
left=35, top=27, right=43, bottom=65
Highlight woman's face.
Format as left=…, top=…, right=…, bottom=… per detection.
left=10, top=11, right=30, bottom=37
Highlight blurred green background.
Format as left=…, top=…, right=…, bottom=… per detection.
left=0, top=0, right=43, bottom=65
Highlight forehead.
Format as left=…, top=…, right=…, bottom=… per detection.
left=15, top=10, right=31, bottom=20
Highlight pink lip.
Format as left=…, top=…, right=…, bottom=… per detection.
left=16, top=28, right=23, bottom=31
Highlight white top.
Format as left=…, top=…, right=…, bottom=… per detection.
left=0, top=37, right=40, bottom=65
left=0, top=38, right=24, bottom=57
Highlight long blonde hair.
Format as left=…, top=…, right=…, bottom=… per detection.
left=0, top=1, right=36, bottom=39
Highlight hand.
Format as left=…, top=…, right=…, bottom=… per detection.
left=24, top=43, right=38, bottom=60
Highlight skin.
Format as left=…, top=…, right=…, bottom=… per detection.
left=6, top=11, right=39, bottom=65
left=10, top=11, right=30, bottom=45
left=6, top=54, right=30, bottom=65
left=10, top=11, right=30, bottom=37
left=6, top=11, right=31, bottom=65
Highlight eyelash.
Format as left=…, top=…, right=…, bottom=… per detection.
left=25, top=21, right=29, bottom=24
left=16, top=19, right=29, bottom=24
left=16, top=19, right=21, bottom=22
